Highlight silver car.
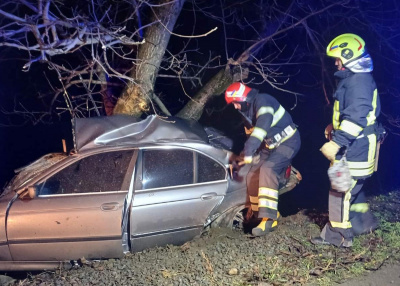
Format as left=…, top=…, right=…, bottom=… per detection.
left=0, top=115, right=300, bottom=271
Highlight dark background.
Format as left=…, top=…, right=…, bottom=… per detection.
left=1, top=0, right=400, bottom=214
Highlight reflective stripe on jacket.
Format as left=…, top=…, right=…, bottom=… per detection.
left=332, top=69, right=381, bottom=178
left=243, top=89, right=296, bottom=157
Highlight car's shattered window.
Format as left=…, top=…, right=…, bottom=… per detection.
left=36, top=150, right=135, bottom=195
left=197, top=153, right=226, bottom=183
left=142, top=149, right=193, bottom=189
left=3, top=153, right=67, bottom=195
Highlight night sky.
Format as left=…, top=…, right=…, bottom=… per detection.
left=0, top=0, right=399, bottom=212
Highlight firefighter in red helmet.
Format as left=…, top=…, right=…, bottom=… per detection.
left=225, top=82, right=301, bottom=236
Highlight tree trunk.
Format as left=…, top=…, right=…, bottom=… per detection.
left=113, top=0, right=185, bottom=116
left=177, top=65, right=248, bottom=121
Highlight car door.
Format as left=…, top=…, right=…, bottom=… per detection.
left=130, top=147, right=228, bottom=252
left=6, top=149, right=136, bottom=261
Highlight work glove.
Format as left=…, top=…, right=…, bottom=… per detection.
left=243, top=154, right=260, bottom=165
left=320, top=141, right=340, bottom=161
left=244, top=126, right=254, bottom=135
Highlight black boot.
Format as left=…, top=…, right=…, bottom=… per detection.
left=311, top=236, right=352, bottom=247
left=310, top=237, right=331, bottom=245
left=351, top=211, right=379, bottom=236
left=251, top=218, right=278, bottom=236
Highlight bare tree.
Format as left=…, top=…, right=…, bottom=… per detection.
left=0, top=1, right=306, bottom=120
left=0, top=0, right=399, bottom=132
left=0, top=0, right=147, bottom=120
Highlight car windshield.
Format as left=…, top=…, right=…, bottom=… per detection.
left=1, top=153, right=67, bottom=196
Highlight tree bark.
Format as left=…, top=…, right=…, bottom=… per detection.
left=176, top=66, right=247, bottom=121
left=114, top=0, right=185, bottom=116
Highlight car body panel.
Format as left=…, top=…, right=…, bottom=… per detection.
left=0, top=193, right=12, bottom=261
left=130, top=182, right=226, bottom=252
left=128, top=143, right=229, bottom=251
left=7, top=192, right=126, bottom=261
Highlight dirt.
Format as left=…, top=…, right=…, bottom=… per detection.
left=3, top=193, right=400, bottom=286
left=338, top=263, right=400, bottom=286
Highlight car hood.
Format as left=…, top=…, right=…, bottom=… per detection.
left=73, top=115, right=209, bottom=151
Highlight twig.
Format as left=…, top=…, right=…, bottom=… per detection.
left=159, top=20, right=218, bottom=38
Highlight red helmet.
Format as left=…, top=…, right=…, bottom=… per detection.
left=225, top=82, right=251, bottom=104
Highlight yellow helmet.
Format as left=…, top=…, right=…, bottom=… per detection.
left=326, top=34, right=366, bottom=65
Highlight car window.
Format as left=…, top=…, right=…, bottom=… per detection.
left=142, top=149, right=193, bottom=189
left=197, top=153, right=226, bottom=183
left=37, top=150, right=135, bottom=195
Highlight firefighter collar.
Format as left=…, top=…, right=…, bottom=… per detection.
left=334, top=68, right=354, bottom=79
left=245, top=89, right=258, bottom=103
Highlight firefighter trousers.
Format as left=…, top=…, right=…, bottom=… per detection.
left=247, top=131, right=300, bottom=220
left=320, top=178, right=378, bottom=247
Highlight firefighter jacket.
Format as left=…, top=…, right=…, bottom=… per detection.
left=242, top=89, right=297, bottom=157
left=331, top=69, right=381, bottom=179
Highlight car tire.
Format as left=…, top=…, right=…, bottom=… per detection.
left=231, top=206, right=247, bottom=230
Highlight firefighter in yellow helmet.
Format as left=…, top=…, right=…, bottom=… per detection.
left=225, top=82, right=301, bottom=236
left=312, top=34, right=382, bottom=247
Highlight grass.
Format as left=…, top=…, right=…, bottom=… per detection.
left=242, top=191, right=400, bottom=286
left=303, top=191, right=400, bottom=285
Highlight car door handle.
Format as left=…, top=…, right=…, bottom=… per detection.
left=201, top=192, right=217, bottom=201
left=101, top=202, right=119, bottom=211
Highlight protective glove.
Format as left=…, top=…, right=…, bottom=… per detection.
left=243, top=156, right=253, bottom=164
left=243, top=154, right=260, bottom=165
left=320, top=141, right=340, bottom=161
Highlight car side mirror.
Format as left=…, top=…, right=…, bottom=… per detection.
left=17, top=186, right=36, bottom=200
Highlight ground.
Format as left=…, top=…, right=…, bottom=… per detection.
left=2, top=192, right=400, bottom=286
left=338, top=263, right=400, bottom=286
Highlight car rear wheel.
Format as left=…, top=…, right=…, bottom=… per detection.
left=210, top=205, right=257, bottom=232
left=230, top=206, right=262, bottom=234
left=231, top=207, right=248, bottom=230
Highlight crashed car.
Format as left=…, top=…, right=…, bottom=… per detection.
left=0, top=115, right=301, bottom=271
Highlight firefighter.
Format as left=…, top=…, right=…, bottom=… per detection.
left=312, top=34, right=381, bottom=247
left=225, top=82, right=301, bottom=236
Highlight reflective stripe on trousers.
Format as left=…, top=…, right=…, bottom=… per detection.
left=320, top=179, right=367, bottom=247
left=246, top=131, right=300, bottom=220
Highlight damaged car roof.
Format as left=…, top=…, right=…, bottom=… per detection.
left=74, top=115, right=210, bottom=151
left=3, top=115, right=212, bottom=194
